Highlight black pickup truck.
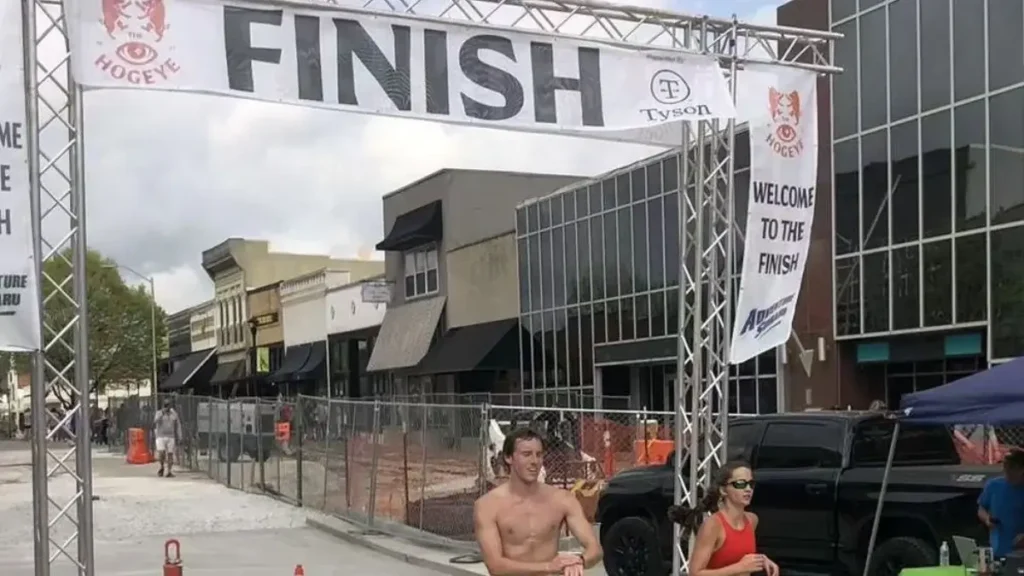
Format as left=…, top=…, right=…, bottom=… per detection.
left=596, top=411, right=995, bottom=576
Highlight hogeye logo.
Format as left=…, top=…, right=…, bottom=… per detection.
left=766, top=87, right=804, bottom=158
left=639, top=69, right=711, bottom=122
left=96, top=0, right=180, bottom=84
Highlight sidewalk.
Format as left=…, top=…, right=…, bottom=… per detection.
left=306, top=513, right=607, bottom=576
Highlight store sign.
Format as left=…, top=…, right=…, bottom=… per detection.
left=730, top=67, right=818, bottom=365
left=360, top=281, right=392, bottom=304
left=67, top=0, right=736, bottom=135
left=0, top=1, right=42, bottom=352
left=250, top=312, right=279, bottom=327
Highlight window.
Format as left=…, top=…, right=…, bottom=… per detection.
left=832, top=20, right=858, bottom=139
left=991, top=226, right=1024, bottom=358
left=404, top=246, right=439, bottom=298
left=756, top=423, right=843, bottom=469
left=726, top=421, right=763, bottom=462
left=955, top=233, right=986, bottom=324
left=851, top=420, right=958, bottom=466
left=859, top=9, right=887, bottom=130
left=923, top=240, right=953, bottom=326
left=888, top=0, right=917, bottom=122
left=920, top=0, right=951, bottom=112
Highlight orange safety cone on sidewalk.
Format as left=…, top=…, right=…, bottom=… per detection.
left=293, top=565, right=304, bottom=575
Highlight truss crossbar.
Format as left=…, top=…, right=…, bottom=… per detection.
left=23, top=0, right=95, bottom=573
left=21, top=0, right=837, bottom=573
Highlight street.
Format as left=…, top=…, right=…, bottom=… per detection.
left=0, top=444, right=448, bottom=575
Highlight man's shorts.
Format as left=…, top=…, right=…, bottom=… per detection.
left=155, top=437, right=176, bottom=453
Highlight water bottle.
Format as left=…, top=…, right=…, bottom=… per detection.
left=939, top=541, right=950, bottom=566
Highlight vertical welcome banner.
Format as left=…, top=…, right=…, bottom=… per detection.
left=729, top=66, right=819, bottom=365
left=0, top=1, right=42, bottom=352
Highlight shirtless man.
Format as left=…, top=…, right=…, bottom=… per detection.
left=475, top=427, right=602, bottom=576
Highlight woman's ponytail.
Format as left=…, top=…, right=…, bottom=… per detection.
left=667, top=484, right=719, bottom=542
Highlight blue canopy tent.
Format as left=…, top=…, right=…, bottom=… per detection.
left=863, top=357, right=1024, bottom=576
left=900, top=356, right=1024, bottom=425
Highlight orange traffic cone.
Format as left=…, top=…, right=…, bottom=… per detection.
left=294, top=565, right=304, bottom=575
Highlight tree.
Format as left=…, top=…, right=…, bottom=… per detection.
left=15, top=249, right=167, bottom=407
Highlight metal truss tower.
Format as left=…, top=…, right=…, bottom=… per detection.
left=20, top=0, right=837, bottom=573
left=22, top=0, right=95, bottom=573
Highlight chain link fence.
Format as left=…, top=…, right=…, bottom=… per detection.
left=95, top=393, right=1024, bottom=543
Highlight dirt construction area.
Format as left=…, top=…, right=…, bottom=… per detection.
left=0, top=443, right=448, bottom=575
left=252, top=432, right=485, bottom=539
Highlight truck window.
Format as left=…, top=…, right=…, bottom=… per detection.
left=851, top=420, right=959, bottom=466
left=726, top=420, right=763, bottom=462
left=756, top=422, right=843, bottom=469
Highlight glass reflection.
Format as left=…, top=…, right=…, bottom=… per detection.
left=921, top=110, right=952, bottom=238
left=890, top=120, right=920, bottom=243
left=989, top=89, right=1024, bottom=226
left=923, top=240, right=952, bottom=326
left=991, top=226, right=1024, bottom=357
left=954, top=101, right=986, bottom=231
left=831, top=256, right=856, bottom=336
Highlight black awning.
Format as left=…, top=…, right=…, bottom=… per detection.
left=271, top=344, right=311, bottom=382
left=210, top=360, right=245, bottom=384
left=413, top=319, right=519, bottom=376
left=293, top=341, right=326, bottom=381
left=375, top=200, right=443, bottom=251
left=159, top=349, right=216, bottom=391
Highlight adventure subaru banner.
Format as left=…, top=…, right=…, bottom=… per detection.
left=0, top=0, right=42, bottom=352
left=67, top=0, right=736, bottom=134
left=729, top=66, right=818, bottom=365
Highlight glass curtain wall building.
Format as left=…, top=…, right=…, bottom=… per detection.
left=515, top=135, right=781, bottom=414
left=831, top=0, right=1024, bottom=404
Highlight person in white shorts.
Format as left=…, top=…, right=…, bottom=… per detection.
left=153, top=399, right=182, bottom=478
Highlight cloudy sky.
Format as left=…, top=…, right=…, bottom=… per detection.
left=67, top=0, right=783, bottom=314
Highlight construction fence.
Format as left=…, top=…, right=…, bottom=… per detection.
left=105, top=393, right=679, bottom=540
left=102, top=393, right=1024, bottom=543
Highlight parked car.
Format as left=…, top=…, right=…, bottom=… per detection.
left=596, top=411, right=994, bottom=576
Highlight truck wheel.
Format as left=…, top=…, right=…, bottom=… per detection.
left=602, top=516, right=663, bottom=576
left=867, top=537, right=937, bottom=576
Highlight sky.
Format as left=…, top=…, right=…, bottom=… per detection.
left=57, top=0, right=784, bottom=315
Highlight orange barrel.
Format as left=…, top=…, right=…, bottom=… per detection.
left=126, top=427, right=154, bottom=464
left=633, top=439, right=674, bottom=466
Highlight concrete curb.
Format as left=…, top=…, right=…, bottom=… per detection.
left=305, top=516, right=484, bottom=576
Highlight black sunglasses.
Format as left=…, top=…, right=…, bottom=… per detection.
left=728, top=480, right=756, bottom=490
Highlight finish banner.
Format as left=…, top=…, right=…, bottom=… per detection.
left=67, top=0, right=736, bottom=134
left=729, top=66, right=819, bottom=365
left=0, top=0, right=42, bottom=352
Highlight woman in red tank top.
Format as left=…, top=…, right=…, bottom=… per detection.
left=668, top=461, right=779, bottom=576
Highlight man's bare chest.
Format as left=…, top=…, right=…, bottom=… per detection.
left=495, top=501, right=564, bottom=543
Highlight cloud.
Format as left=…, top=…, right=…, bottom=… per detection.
left=30, top=0, right=783, bottom=316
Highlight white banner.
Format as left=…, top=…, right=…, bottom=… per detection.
left=0, top=0, right=41, bottom=352
left=67, top=0, right=735, bottom=133
left=729, top=66, right=819, bottom=365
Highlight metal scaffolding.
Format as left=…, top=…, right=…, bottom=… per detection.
left=22, top=0, right=95, bottom=573
left=20, top=0, right=837, bottom=573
